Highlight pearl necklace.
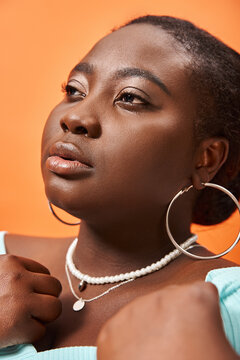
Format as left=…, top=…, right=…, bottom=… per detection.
left=65, top=234, right=197, bottom=311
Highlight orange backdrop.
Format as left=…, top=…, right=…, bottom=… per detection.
left=0, top=0, right=239, bottom=263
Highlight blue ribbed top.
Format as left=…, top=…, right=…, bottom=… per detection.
left=0, top=231, right=239, bottom=358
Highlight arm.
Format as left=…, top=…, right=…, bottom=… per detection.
left=97, top=282, right=239, bottom=360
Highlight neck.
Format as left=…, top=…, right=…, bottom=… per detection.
left=73, top=209, right=193, bottom=277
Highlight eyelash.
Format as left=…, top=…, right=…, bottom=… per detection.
left=61, top=82, right=150, bottom=108
left=115, top=91, right=149, bottom=106
left=61, top=82, right=86, bottom=98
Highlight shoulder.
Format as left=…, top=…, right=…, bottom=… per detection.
left=169, top=252, right=238, bottom=284
left=177, top=244, right=238, bottom=283
left=4, top=232, right=75, bottom=269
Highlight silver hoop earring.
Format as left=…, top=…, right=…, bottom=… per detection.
left=48, top=201, right=81, bottom=226
left=166, top=182, right=240, bottom=260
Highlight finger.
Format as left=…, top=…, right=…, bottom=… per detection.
left=17, top=256, right=50, bottom=275
left=23, top=318, right=46, bottom=344
left=30, top=293, right=62, bottom=323
left=31, top=273, right=62, bottom=297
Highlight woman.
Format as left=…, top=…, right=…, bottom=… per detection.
left=0, top=15, right=239, bottom=359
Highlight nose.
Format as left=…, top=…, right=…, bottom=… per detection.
left=60, top=108, right=101, bottom=139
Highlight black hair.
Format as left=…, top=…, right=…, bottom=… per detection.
left=122, top=15, right=240, bottom=225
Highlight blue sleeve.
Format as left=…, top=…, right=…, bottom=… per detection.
left=0, top=231, right=7, bottom=255
left=0, top=344, right=37, bottom=359
left=206, top=266, right=240, bottom=355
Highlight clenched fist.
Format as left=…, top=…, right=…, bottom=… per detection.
left=97, top=282, right=239, bottom=360
left=0, top=254, right=62, bottom=348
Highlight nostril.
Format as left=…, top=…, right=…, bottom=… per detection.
left=60, top=121, right=88, bottom=136
left=75, top=126, right=88, bottom=135
left=61, top=122, right=69, bottom=132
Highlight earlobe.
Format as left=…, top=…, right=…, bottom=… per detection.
left=192, top=138, right=229, bottom=190
left=192, top=167, right=209, bottom=190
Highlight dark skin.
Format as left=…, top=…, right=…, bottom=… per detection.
left=1, top=24, right=236, bottom=353
left=97, top=282, right=240, bottom=360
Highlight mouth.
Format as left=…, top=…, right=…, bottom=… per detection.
left=46, top=142, right=93, bottom=176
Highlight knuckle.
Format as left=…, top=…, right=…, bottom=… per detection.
left=202, top=282, right=219, bottom=300
left=0, top=255, right=26, bottom=285
left=0, top=272, right=26, bottom=294
left=188, top=281, right=219, bottom=304
left=0, top=254, right=18, bottom=267
left=7, top=254, right=18, bottom=261
left=2, top=254, right=14, bottom=261
left=11, top=271, right=24, bottom=282
left=7, top=271, right=25, bottom=286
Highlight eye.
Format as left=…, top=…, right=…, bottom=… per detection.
left=114, top=88, right=150, bottom=109
left=61, top=82, right=86, bottom=99
left=118, top=92, right=145, bottom=104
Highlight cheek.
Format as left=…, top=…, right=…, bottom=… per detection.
left=41, top=105, right=65, bottom=161
left=41, top=107, right=65, bottom=187
left=99, top=117, right=194, bottom=205
left=42, top=110, right=61, bottom=147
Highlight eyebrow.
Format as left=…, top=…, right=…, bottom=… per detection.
left=115, top=67, right=171, bottom=96
left=72, top=62, right=94, bottom=74
left=71, top=63, right=170, bottom=96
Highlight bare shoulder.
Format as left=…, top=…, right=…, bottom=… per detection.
left=159, top=244, right=238, bottom=287
left=4, top=232, right=75, bottom=269
left=180, top=255, right=238, bottom=284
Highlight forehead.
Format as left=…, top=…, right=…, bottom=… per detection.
left=91, top=24, right=186, bottom=63
left=74, top=24, right=191, bottom=97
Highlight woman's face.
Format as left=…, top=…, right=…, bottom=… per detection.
left=41, top=24, right=197, bottom=224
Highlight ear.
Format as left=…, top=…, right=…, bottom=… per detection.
left=192, top=138, right=229, bottom=190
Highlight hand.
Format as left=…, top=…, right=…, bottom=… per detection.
left=0, top=254, right=62, bottom=348
left=97, top=282, right=239, bottom=360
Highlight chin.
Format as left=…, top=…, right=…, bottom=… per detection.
left=43, top=177, right=99, bottom=223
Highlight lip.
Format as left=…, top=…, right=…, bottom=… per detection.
left=46, top=142, right=93, bottom=176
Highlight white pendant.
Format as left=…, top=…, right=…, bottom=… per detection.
left=73, top=298, right=85, bottom=311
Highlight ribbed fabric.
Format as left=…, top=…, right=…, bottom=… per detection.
left=0, top=231, right=7, bottom=254
left=35, top=347, right=96, bottom=360
left=206, top=266, right=240, bottom=355
left=0, top=345, right=97, bottom=360
left=0, top=231, right=239, bottom=358
left=0, top=344, right=37, bottom=359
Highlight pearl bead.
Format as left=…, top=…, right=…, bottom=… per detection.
left=66, top=235, right=197, bottom=286
left=141, top=268, right=147, bottom=276
left=162, top=258, right=167, bottom=266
